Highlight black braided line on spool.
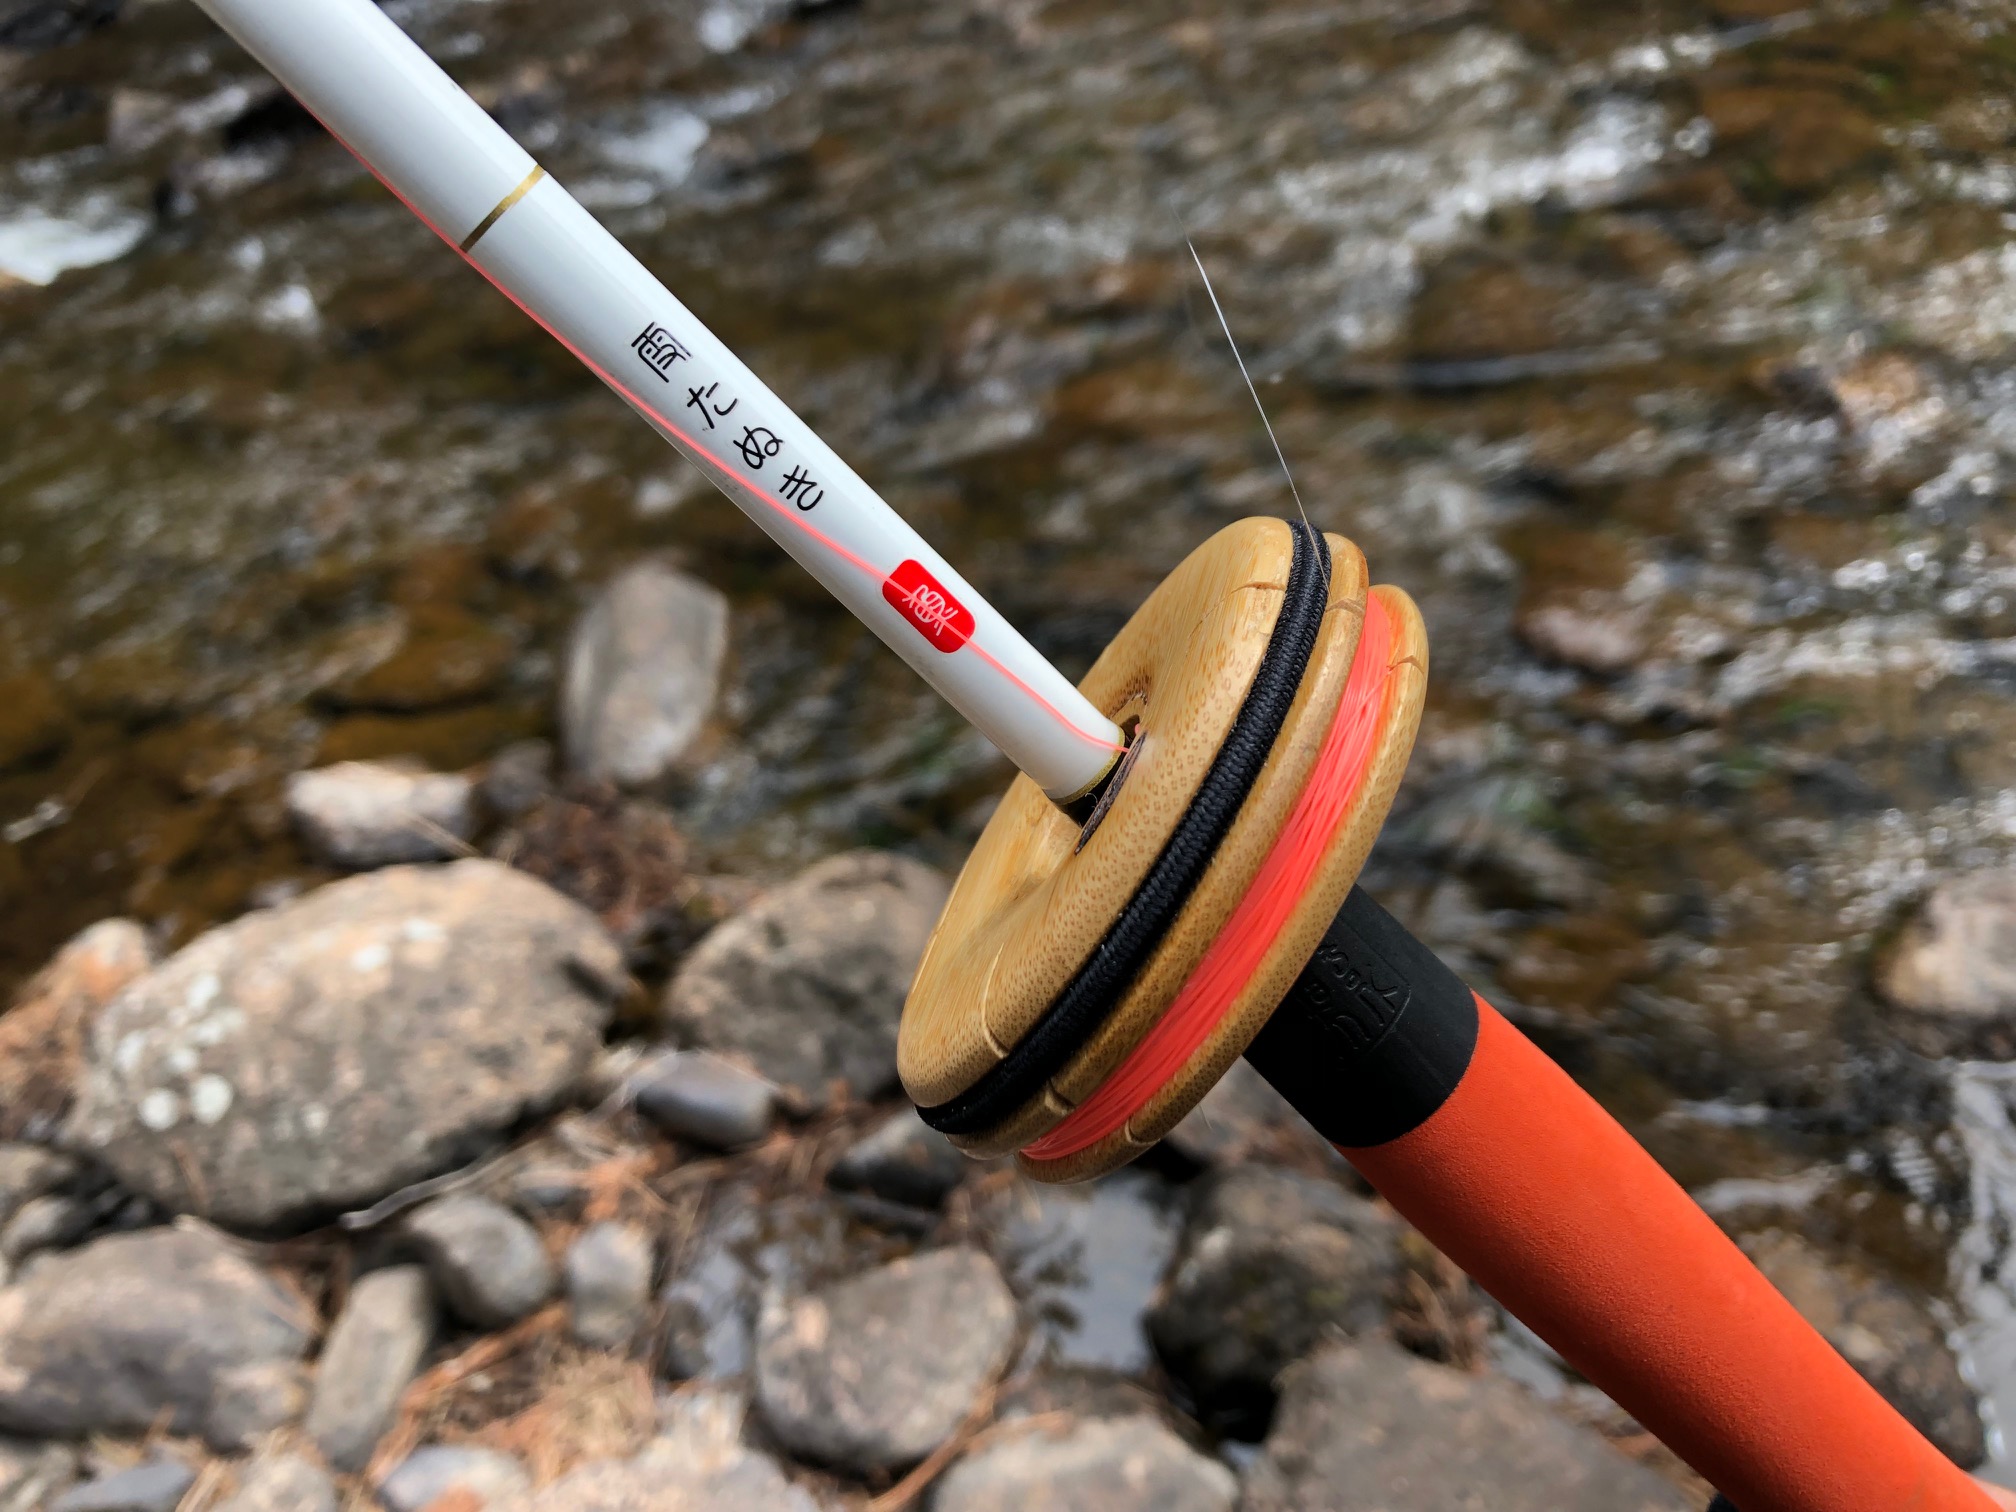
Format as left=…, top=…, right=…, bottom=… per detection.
left=918, top=520, right=1329, bottom=1137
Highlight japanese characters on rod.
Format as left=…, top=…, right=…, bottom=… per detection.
left=187, top=0, right=1125, bottom=802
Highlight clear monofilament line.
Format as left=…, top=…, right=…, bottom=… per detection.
left=188, top=0, right=1122, bottom=801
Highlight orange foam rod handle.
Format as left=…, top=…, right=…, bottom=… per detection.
left=1345, top=1000, right=1993, bottom=1512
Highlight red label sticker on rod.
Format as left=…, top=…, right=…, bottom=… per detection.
left=884, top=560, right=975, bottom=652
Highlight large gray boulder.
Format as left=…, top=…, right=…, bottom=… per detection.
left=664, top=851, right=947, bottom=1110
left=755, top=1246, right=1016, bottom=1474
left=1242, top=1340, right=1688, bottom=1512
left=65, top=861, right=625, bottom=1231
left=0, top=1227, right=310, bottom=1448
left=562, top=562, right=728, bottom=789
left=930, top=1414, right=1235, bottom=1512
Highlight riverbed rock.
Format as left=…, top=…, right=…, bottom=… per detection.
left=827, top=1109, right=967, bottom=1209
left=305, top=1265, right=434, bottom=1472
left=1742, top=1230, right=1984, bottom=1467
left=562, top=563, right=728, bottom=789
left=213, top=1453, right=334, bottom=1512
left=0, top=1437, right=78, bottom=1511
left=283, top=761, right=476, bottom=868
left=1877, top=871, right=2016, bottom=1057
left=379, top=1445, right=530, bottom=1512
left=631, top=1052, right=778, bottom=1151
left=0, top=1226, right=310, bottom=1447
left=1515, top=599, right=1648, bottom=676
left=0, top=1194, right=89, bottom=1266
left=49, top=1459, right=193, bottom=1512
left=0, top=919, right=153, bottom=1139
left=664, top=851, right=948, bottom=1110
left=567, top=1222, right=655, bottom=1349
left=481, top=739, right=554, bottom=820
left=931, top=1414, right=1235, bottom=1512
left=0, top=1147, right=77, bottom=1228
left=491, top=1387, right=816, bottom=1512
left=1147, top=1166, right=1400, bottom=1436
left=754, top=1246, right=1017, bottom=1473
left=66, top=860, right=625, bottom=1230
left=1242, top=1340, right=1689, bottom=1511
left=404, top=1194, right=554, bottom=1330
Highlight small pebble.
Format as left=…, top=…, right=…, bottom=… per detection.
left=403, top=1194, right=554, bottom=1329
left=306, top=1265, right=435, bottom=1472
left=480, top=738, right=554, bottom=820
left=379, top=1444, right=530, bottom=1512
left=632, top=1052, right=778, bottom=1151
left=50, top=1459, right=194, bottom=1512
left=566, top=1222, right=655, bottom=1349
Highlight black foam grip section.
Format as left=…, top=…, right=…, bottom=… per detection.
left=1707, top=1498, right=1738, bottom=1512
left=919, top=521, right=1328, bottom=1136
left=1244, top=886, right=1479, bottom=1149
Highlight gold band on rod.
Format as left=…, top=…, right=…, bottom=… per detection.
left=459, top=164, right=545, bottom=253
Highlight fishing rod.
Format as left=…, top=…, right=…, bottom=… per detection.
left=185, top=2, right=1991, bottom=1509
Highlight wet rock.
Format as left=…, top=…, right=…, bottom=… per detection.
left=0, top=0, right=119, bottom=53
left=930, top=1414, right=1235, bottom=1512
left=562, top=563, right=728, bottom=789
left=827, top=1109, right=966, bottom=1209
left=480, top=739, right=554, bottom=820
left=0, top=919, right=153, bottom=1140
left=664, top=851, right=948, bottom=1110
left=67, top=860, right=624, bottom=1230
left=755, top=1246, right=1017, bottom=1474
left=0, top=1147, right=78, bottom=1227
left=0, top=1194, right=89, bottom=1265
left=567, top=1222, right=655, bottom=1349
left=403, top=1194, right=554, bottom=1330
left=49, top=1459, right=193, bottom=1512
left=491, top=1387, right=816, bottom=1512
left=1147, top=1166, right=1399, bottom=1437
left=283, top=761, right=476, bottom=869
left=980, top=1170, right=1179, bottom=1375
left=1742, top=1231, right=1984, bottom=1467
left=0, top=1226, right=310, bottom=1447
left=660, top=1191, right=868, bottom=1383
left=0, top=1438, right=78, bottom=1511
left=1242, top=1340, right=1688, bottom=1511
left=0, top=672, right=67, bottom=772
left=379, top=1444, right=529, bottom=1512
left=1515, top=600, right=1648, bottom=676
left=305, top=1264, right=434, bottom=1472
left=212, top=1453, right=334, bottom=1512
left=1877, top=871, right=2016, bottom=1058
left=631, top=1052, right=778, bottom=1151
left=1162, top=1060, right=1310, bottom=1168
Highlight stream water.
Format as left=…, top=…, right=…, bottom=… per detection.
left=9, top=0, right=2016, bottom=1477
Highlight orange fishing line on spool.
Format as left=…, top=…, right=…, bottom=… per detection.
left=1023, top=593, right=1400, bottom=1161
